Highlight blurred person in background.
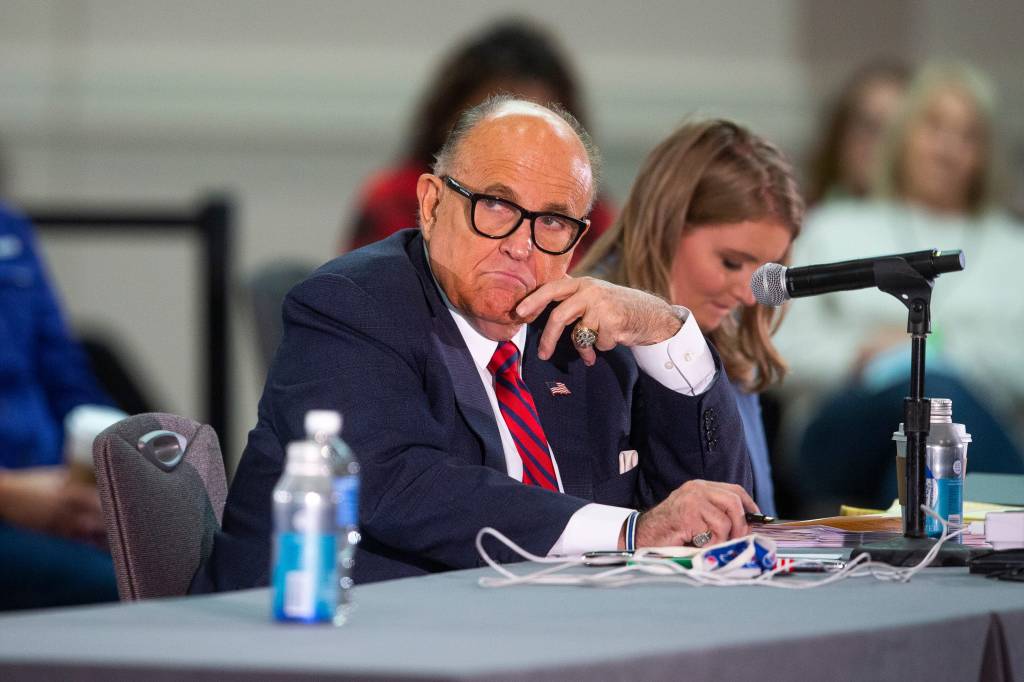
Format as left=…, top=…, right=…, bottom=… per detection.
left=577, top=120, right=804, bottom=516
left=341, top=17, right=615, bottom=264
left=805, top=60, right=910, bottom=207
left=0, top=203, right=120, bottom=610
left=777, top=62, right=1024, bottom=513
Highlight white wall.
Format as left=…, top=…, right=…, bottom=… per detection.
left=1, top=0, right=1021, bottom=466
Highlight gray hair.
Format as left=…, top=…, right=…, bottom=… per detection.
left=432, top=94, right=603, bottom=211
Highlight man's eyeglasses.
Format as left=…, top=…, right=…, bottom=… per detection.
left=441, top=176, right=589, bottom=256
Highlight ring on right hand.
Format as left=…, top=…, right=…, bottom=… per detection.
left=572, top=323, right=598, bottom=349
left=691, top=529, right=713, bottom=548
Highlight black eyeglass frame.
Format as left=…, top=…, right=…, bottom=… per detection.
left=441, top=175, right=589, bottom=255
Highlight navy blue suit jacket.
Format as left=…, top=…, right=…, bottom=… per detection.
left=192, top=230, right=751, bottom=590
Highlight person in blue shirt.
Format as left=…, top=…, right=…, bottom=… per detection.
left=576, top=120, right=804, bottom=516
left=0, top=203, right=119, bottom=609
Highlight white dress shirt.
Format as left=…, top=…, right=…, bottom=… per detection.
left=446, top=303, right=716, bottom=556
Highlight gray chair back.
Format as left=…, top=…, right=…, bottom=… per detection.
left=246, top=260, right=315, bottom=371
left=93, top=413, right=227, bottom=601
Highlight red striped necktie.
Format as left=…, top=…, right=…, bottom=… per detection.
left=486, top=341, right=559, bottom=491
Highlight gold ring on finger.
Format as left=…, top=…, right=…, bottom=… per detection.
left=572, top=323, right=598, bottom=349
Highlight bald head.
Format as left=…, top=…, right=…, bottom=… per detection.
left=433, top=95, right=601, bottom=210
left=416, top=96, right=598, bottom=341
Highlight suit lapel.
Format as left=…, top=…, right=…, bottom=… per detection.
left=409, top=234, right=506, bottom=473
left=430, top=318, right=506, bottom=473
left=524, top=325, right=593, bottom=500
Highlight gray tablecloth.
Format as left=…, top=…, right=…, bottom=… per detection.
left=1, top=564, right=1022, bottom=681
left=966, top=473, right=1024, bottom=505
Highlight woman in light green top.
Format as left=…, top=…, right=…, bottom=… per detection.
left=777, top=62, right=1024, bottom=514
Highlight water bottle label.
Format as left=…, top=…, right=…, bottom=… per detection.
left=283, top=569, right=315, bottom=618
left=272, top=531, right=337, bottom=622
left=334, top=477, right=360, bottom=527
left=925, top=478, right=963, bottom=538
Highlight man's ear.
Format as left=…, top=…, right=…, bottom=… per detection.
left=417, top=174, right=442, bottom=241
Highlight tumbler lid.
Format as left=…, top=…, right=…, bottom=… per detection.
left=929, top=398, right=953, bottom=423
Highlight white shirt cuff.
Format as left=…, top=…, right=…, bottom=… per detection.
left=547, top=503, right=635, bottom=557
left=631, top=305, right=716, bottom=396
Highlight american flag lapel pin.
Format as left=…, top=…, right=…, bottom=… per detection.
left=546, top=381, right=572, bottom=396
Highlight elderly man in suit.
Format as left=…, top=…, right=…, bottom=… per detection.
left=192, top=97, right=757, bottom=590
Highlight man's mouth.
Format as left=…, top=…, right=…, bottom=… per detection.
left=485, top=270, right=531, bottom=290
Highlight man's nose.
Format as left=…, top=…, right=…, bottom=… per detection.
left=500, top=221, right=533, bottom=260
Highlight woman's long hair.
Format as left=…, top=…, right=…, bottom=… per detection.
left=575, top=120, right=804, bottom=392
left=874, top=61, right=999, bottom=215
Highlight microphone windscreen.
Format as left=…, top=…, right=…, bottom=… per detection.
left=751, top=263, right=788, bottom=306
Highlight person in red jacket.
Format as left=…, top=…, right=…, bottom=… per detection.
left=341, top=18, right=615, bottom=266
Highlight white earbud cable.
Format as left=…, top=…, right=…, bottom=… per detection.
left=475, top=506, right=967, bottom=590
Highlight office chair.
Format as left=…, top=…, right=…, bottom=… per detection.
left=93, top=413, right=227, bottom=601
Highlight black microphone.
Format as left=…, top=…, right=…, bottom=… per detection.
left=750, top=249, right=965, bottom=306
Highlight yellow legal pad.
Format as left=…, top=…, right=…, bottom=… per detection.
left=840, top=499, right=1023, bottom=523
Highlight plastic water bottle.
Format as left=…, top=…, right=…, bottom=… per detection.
left=304, top=410, right=360, bottom=624
left=271, top=440, right=337, bottom=623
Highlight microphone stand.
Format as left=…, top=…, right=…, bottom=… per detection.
left=850, top=258, right=982, bottom=566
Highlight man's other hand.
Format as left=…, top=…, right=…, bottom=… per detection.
left=629, top=480, right=759, bottom=549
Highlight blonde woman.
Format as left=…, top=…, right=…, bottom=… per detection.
left=577, top=120, right=803, bottom=515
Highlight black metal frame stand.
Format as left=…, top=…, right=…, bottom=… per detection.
left=31, top=194, right=234, bottom=466
left=850, top=258, right=982, bottom=566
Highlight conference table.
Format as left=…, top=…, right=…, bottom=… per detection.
left=1, top=561, right=1022, bottom=681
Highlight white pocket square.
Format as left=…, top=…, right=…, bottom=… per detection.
left=618, top=449, right=639, bottom=474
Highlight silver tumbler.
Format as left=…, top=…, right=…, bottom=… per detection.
left=893, top=398, right=971, bottom=537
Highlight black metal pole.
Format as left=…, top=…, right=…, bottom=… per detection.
left=903, top=333, right=929, bottom=538
left=198, top=195, right=232, bottom=466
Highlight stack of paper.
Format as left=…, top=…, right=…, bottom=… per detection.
left=753, top=523, right=900, bottom=548
left=757, top=503, right=1008, bottom=548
